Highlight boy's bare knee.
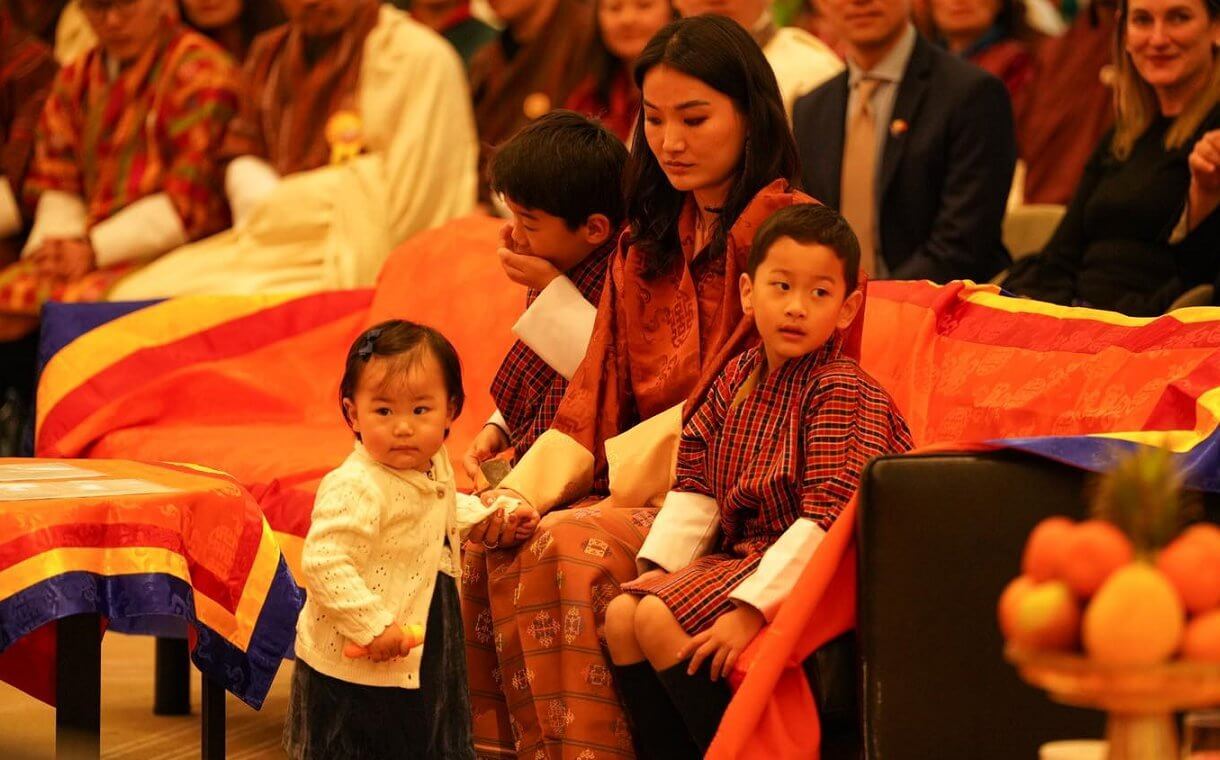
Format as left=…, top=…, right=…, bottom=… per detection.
left=633, top=595, right=680, bottom=654
left=604, top=594, right=643, bottom=664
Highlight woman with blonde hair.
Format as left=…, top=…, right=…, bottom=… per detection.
left=1003, top=0, right=1220, bottom=315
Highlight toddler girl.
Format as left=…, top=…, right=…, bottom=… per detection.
left=283, top=319, right=480, bottom=760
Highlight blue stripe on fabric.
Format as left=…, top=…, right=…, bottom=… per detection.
left=0, top=561, right=301, bottom=709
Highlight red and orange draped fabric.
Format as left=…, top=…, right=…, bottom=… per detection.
left=35, top=215, right=519, bottom=575
left=711, top=280, right=1220, bottom=758
left=0, top=459, right=302, bottom=708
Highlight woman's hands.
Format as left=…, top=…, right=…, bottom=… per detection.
left=467, top=489, right=541, bottom=549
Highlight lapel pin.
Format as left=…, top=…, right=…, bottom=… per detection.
left=890, top=119, right=909, bottom=137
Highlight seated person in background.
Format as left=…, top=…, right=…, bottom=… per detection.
left=1018, top=0, right=1116, bottom=204
left=6, top=0, right=70, bottom=46
left=469, top=0, right=598, bottom=200
left=0, top=5, right=58, bottom=265
left=0, top=0, right=238, bottom=340
left=1003, top=0, right=1220, bottom=316
left=179, top=0, right=284, bottom=62
left=565, top=0, right=674, bottom=141
left=794, top=0, right=1016, bottom=282
left=605, top=204, right=912, bottom=758
left=675, top=0, right=844, bottom=117
left=392, top=0, right=497, bottom=66
left=930, top=0, right=1036, bottom=114
left=108, top=0, right=478, bottom=298
left=462, top=111, right=628, bottom=483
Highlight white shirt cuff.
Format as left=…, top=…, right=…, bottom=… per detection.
left=0, top=178, right=21, bottom=238
left=512, top=275, right=598, bottom=380
left=89, top=193, right=187, bottom=268
left=226, top=155, right=281, bottom=227
left=635, top=490, right=720, bottom=574
left=729, top=518, right=827, bottom=621
left=486, top=409, right=509, bottom=436
left=23, top=190, right=87, bottom=256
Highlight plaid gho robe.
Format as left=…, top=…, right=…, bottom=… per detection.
left=489, top=240, right=612, bottom=461
left=627, top=337, right=913, bottom=634
left=0, top=24, right=238, bottom=314
left=1, top=10, right=56, bottom=213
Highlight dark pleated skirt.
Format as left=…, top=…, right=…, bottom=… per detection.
left=283, top=573, right=475, bottom=760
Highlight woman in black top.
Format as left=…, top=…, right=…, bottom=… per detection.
left=1003, top=0, right=1220, bottom=316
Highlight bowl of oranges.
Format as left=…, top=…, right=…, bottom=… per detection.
left=1000, top=447, right=1220, bottom=759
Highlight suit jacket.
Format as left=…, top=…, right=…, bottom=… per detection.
left=793, top=33, right=1016, bottom=283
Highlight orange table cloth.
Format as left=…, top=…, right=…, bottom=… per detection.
left=0, top=459, right=302, bottom=709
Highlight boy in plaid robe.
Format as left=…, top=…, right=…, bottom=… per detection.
left=605, top=204, right=913, bottom=758
left=461, top=110, right=628, bottom=486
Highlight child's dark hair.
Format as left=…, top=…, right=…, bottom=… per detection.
left=339, top=320, right=465, bottom=436
left=488, top=109, right=629, bottom=230
left=747, top=204, right=861, bottom=294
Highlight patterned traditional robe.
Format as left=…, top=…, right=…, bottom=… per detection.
left=490, top=240, right=613, bottom=461
left=463, top=180, right=813, bottom=758
left=0, top=24, right=238, bottom=314
left=625, top=339, right=913, bottom=634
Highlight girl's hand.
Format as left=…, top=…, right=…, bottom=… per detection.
left=462, top=424, right=509, bottom=482
left=678, top=605, right=766, bottom=681
left=367, top=622, right=405, bottom=663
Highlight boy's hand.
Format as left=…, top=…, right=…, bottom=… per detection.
left=621, top=567, right=668, bottom=591
left=499, top=248, right=561, bottom=290
left=463, top=424, right=509, bottom=482
left=678, top=605, right=765, bottom=681
left=367, top=622, right=405, bottom=663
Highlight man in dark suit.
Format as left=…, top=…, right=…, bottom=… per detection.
left=793, top=0, right=1016, bottom=283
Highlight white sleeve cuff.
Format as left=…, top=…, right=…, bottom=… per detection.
left=22, top=190, right=87, bottom=256
left=225, top=156, right=281, bottom=227
left=512, top=275, right=598, bottom=380
left=89, top=193, right=187, bottom=268
left=487, top=409, right=509, bottom=436
left=635, top=490, right=720, bottom=574
left=729, top=518, right=827, bottom=621
left=0, top=178, right=21, bottom=238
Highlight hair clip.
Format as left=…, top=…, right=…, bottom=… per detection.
left=356, top=327, right=385, bottom=361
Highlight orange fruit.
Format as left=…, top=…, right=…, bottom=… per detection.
left=998, top=576, right=1035, bottom=640
left=1182, top=610, right=1220, bottom=662
left=1022, top=517, right=1075, bottom=582
left=1182, top=523, right=1220, bottom=556
left=1083, top=563, right=1185, bottom=664
left=1060, top=520, right=1134, bottom=598
left=1157, top=536, right=1220, bottom=614
left=1012, top=581, right=1080, bottom=651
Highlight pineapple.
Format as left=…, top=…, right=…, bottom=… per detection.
left=1090, top=444, right=1199, bottom=558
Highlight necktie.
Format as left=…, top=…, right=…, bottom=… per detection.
left=840, top=78, right=881, bottom=276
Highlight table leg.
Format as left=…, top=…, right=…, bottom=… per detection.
left=201, top=674, right=226, bottom=760
left=55, top=614, right=101, bottom=760
left=153, top=637, right=191, bottom=715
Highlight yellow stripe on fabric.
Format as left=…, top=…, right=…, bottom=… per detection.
left=963, top=287, right=1220, bottom=327
left=274, top=532, right=303, bottom=583
left=1087, top=387, right=1220, bottom=453
left=38, top=293, right=302, bottom=430
left=0, top=522, right=286, bottom=653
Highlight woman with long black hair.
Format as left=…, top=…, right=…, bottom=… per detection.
left=462, top=15, right=817, bottom=758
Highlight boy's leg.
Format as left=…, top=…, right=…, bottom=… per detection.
left=634, top=596, right=733, bottom=752
left=604, top=594, right=646, bottom=665
left=633, top=595, right=693, bottom=670
left=604, top=594, right=700, bottom=760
